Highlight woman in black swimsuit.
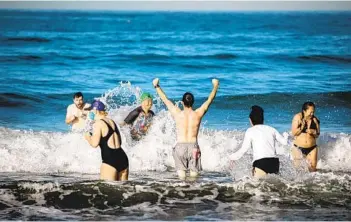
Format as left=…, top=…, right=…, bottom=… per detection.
left=85, top=101, right=129, bottom=181
left=291, top=102, right=320, bottom=172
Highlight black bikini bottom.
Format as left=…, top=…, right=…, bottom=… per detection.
left=253, top=157, right=279, bottom=174
left=294, top=144, right=317, bottom=156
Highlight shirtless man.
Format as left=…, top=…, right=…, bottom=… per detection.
left=153, top=78, right=219, bottom=179
left=65, top=92, right=91, bottom=131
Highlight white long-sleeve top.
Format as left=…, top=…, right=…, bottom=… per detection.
left=230, top=124, right=288, bottom=162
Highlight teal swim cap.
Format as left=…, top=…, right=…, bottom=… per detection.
left=140, top=92, right=153, bottom=102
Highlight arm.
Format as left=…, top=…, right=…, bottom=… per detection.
left=291, top=114, right=305, bottom=136
left=229, top=130, right=252, bottom=161
left=82, top=103, right=91, bottom=116
left=123, top=108, right=140, bottom=125
left=84, top=121, right=102, bottom=148
left=65, top=106, right=76, bottom=125
left=152, top=78, right=181, bottom=117
left=196, top=79, right=219, bottom=117
left=274, top=129, right=288, bottom=146
left=119, top=121, right=127, bottom=126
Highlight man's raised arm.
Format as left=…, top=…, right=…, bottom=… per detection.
left=152, top=78, right=180, bottom=117
left=196, top=79, right=219, bottom=117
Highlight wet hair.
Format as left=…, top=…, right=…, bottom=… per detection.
left=301, top=102, right=315, bottom=119
left=97, top=110, right=108, bottom=116
left=249, top=105, right=264, bottom=125
left=182, top=92, right=194, bottom=108
left=73, top=92, right=83, bottom=99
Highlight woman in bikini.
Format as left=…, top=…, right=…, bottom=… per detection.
left=85, top=100, right=129, bottom=181
left=291, top=102, right=320, bottom=172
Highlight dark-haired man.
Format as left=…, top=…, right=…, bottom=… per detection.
left=153, top=78, right=219, bottom=179
left=65, top=92, right=91, bottom=131
left=229, top=105, right=288, bottom=178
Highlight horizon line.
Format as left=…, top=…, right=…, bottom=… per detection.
left=1, top=8, right=350, bottom=12
left=1, top=1, right=350, bottom=11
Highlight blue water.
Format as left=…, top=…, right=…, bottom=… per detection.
left=0, top=10, right=350, bottom=132
left=0, top=10, right=351, bottom=221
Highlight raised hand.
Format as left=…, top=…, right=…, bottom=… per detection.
left=153, top=78, right=160, bottom=88
left=212, top=78, right=219, bottom=88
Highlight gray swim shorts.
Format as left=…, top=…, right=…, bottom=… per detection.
left=172, top=143, right=202, bottom=172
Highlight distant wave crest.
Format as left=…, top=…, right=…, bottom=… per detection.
left=4, top=37, right=50, bottom=43
left=0, top=92, right=43, bottom=107
left=0, top=55, right=42, bottom=62
left=297, top=55, right=351, bottom=63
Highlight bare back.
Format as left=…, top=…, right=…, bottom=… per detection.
left=100, top=118, right=121, bottom=149
left=174, top=109, right=202, bottom=143
left=153, top=78, right=219, bottom=144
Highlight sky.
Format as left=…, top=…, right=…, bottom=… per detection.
left=0, top=1, right=350, bottom=11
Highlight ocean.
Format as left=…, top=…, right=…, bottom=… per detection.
left=0, top=10, right=350, bottom=220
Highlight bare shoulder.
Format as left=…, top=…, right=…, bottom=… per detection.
left=194, top=109, right=204, bottom=117
left=175, top=110, right=184, bottom=119
left=293, top=113, right=302, bottom=121
left=94, top=119, right=104, bottom=128
left=195, top=106, right=206, bottom=114
left=107, top=118, right=117, bottom=128
left=313, top=116, right=320, bottom=124
left=67, top=104, right=74, bottom=110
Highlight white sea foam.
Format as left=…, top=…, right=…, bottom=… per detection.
left=0, top=83, right=350, bottom=175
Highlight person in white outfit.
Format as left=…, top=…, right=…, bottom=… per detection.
left=229, top=105, right=288, bottom=178
left=65, top=92, right=91, bottom=131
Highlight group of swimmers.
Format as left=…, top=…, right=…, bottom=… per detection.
left=65, top=79, right=320, bottom=181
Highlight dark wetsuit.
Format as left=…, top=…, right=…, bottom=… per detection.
left=124, top=106, right=154, bottom=140
left=294, top=117, right=320, bottom=156
left=100, top=119, right=129, bottom=172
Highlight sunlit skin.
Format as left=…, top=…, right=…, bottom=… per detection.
left=138, top=98, right=153, bottom=132
left=73, top=96, right=84, bottom=109
left=141, top=98, right=153, bottom=113
left=65, top=96, right=89, bottom=126
left=153, top=78, right=219, bottom=179
left=84, top=110, right=128, bottom=181
left=291, top=105, right=320, bottom=172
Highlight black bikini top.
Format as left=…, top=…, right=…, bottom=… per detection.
left=301, top=116, right=319, bottom=133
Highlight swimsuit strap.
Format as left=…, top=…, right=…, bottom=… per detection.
left=100, top=119, right=115, bottom=140
left=113, top=120, right=122, bottom=146
left=302, top=122, right=308, bottom=133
